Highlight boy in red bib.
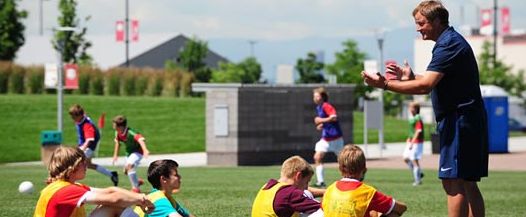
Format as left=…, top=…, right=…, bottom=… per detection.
left=321, top=145, right=406, bottom=217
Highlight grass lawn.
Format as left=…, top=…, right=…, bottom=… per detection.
left=1, top=164, right=525, bottom=217
left=0, top=94, right=206, bottom=163
left=0, top=94, right=440, bottom=164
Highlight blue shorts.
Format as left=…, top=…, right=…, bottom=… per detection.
left=437, top=100, right=489, bottom=181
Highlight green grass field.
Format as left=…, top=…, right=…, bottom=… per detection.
left=0, top=94, right=206, bottom=163
left=2, top=164, right=525, bottom=217
left=0, top=94, right=433, bottom=164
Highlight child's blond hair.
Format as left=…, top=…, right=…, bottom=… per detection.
left=281, top=155, right=313, bottom=179
left=338, top=144, right=366, bottom=178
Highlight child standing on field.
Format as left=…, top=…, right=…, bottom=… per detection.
left=321, top=144, right=407, bottom=217
left=312, top=87, right=344, bottom=187
left=403, top=102, right=425, bottom=186
left=68, top=104, right=119, bottom=186
left=112, top=115, right=150, bottom=193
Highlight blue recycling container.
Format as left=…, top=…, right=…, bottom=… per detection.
left=41, top=131, right=62, bottom=146
left=482, top=96, right=508, bottom=153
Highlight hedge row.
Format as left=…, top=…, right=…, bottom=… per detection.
left=0, top=61, right=194, bottom=97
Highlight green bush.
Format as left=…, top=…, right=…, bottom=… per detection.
left=136, top=75, right=148, bottom=96
left=0, top=61, right=12, bottom=94
left=107, top=68, right=122, bottom=96
left=0, top=63, right=194, bottom=98
left=90, top=68, right=104, bottom=95
left=9, top=65, right=25, bottom=94
left=123, top=69, right=137, bottom=96
left=26, top=66, right=44, bottom=94
left=161, top=69, right=178, bottom=97
left=148, top=71, right=163, bottom=96
left=76, top=65, right=92, bottom=94
left=179, top=71, right=194, bottom=97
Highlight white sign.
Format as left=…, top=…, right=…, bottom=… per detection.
left=44, top=63, right=58, bottom=88
left=214, top=105, right=229, bottom=136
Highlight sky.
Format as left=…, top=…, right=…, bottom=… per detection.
left=17, top=0, right=526, bottom=82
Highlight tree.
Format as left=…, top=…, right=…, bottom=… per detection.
left=478, top=40, right=526, bottom=97
left=0, top=0, right=27, bottom=61
left=166, top=37, right=210, bottom=82
left=210, top=57, right=262, bottom=83
left=325, top=40, right=373, bottom=105
left=52, top=0, right=92, bottom=64
left=296, top=52, right=324, bottom=83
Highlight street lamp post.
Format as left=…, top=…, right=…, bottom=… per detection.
left=376, top=30, right=386, bottom=150
left=53, top=27, right=78, bottom=133
left=248, top=40, right=257, bottom=58
left=39, top=0, right=50, bottom=36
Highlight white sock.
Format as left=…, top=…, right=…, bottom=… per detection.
left=413, top=166, right=421, bottom=182
left=406, top=161, right=414, bottom=171
left=316, top=165, right=324, bottom=184
left=96, top=165, right=113, bottom=177
left=128, top=171, right=140, bottom=189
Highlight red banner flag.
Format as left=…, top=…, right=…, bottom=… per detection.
left=64, top=64, right=78, bottom=89
left=480, top=9, right=493, bottom=35
left=500, top=7, right=510, bottom=35
left=116, top=20, right=125, bottom=42
left=131, top=20, right=139, bottom=42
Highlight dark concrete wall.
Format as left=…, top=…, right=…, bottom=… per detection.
left=237, top=85, right=354, bottom=165
left=193, top=83, right=355, bottom=166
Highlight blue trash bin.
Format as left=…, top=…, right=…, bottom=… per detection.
left=41, top=131, right=62, bottom=166
left=483, top=96, right=508, bottom=153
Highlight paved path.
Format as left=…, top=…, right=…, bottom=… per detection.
left=7, top=137, right=526, bottom=171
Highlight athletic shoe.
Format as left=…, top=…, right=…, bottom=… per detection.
left=111, top=171, right=119, bottom=186
left=131, top=188, right=140, bottom=193
left=412, top=181, right=421, bottom=186
left=138, top=178, right=144, bottom=186
left=312, top=182, right=326, bottom=188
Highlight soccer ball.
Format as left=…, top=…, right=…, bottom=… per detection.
left=18, top=181, right=34, bottom=194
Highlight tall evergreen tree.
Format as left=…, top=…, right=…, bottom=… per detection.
left=0, top=0, right=27, bottom=60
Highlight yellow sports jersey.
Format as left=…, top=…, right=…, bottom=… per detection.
left=251, top=182, right=299, bottom=217
left=322, top=182, right=376, bottom=217
left=34, top=180, right=88, bottom=217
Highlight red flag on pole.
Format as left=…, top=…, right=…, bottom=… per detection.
left=131, top=20, right=139, bottom=42
left=500, top=7, right=510, bottom=35
left=64, top=64, right=78, bottom=89
left=116, top=20, right=125, bottom=42
left=480, top=9, right=493, bottom=35
left=98, top=113, right=105, bottom=129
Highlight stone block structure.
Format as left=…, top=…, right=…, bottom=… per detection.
left=192, top=83, right=355, bottom=166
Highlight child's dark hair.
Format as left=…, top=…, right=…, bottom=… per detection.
left=112, top=115, right=127, bottom=127
left=147, top=159, right=179, bottom=189
left=68, top=104, right=85, bottom=117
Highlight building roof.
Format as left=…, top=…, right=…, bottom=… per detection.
left=119, top=34, right=229, bottom=69
left=15, top=33, right=229, bottom=70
